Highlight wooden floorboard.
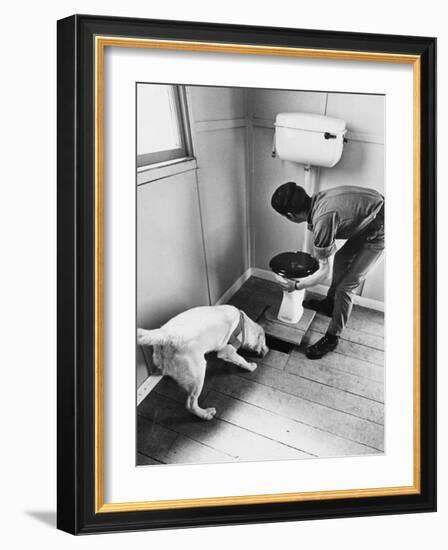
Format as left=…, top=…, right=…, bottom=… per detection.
left=346, top=310, right=384, bottom=336
left=261, top=349, right=289, bottom=370
left=227, top=289, right=268, bottom=321
left=137, top=452, right=163, bottom=466
left=137, top=415, right=178, bottom=461
left=349, top=305, right=384, bottom=326
left=138, top=395, right=236, bottom=465
left=203, top=368, right=383, bottom=450
left=203, top=391, right=380, bottom=458
left=285, top=353, right=384, bottom=403
left=139, top=391, right=310, bottom=461
left=155, top=356, right=383, bottom=421
left=154, top=374, right=203, bottom=404
left=237, top=362, right=384, bottom=423
left=244, top=276, right=280, bottom=295
left=163, top=435, right=237, bottom=465
left=288, top=347, right=384, bottom=383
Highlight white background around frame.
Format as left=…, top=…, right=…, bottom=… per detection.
left=0, top=1, right=445, bottom=549
left=105, top=46, right=413, bottom=503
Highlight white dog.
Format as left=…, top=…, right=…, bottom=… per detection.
left=137, top=305, right=268, bottom=420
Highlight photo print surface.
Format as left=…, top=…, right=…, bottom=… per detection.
left=136, top=83, right=385, bottom=466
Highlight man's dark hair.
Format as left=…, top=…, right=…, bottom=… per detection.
left=271, top=182, right=311, bottom=216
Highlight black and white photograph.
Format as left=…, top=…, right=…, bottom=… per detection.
left=136, top=83, right=385, bottom=466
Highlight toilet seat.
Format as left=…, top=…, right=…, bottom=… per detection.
left=269, top=251, right=319, bottom=279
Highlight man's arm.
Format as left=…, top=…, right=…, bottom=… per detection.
left=295, top=257, right=331, bottom=290
left=277, top=257, right=331, bottom=293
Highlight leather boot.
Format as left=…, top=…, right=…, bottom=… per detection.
left=306, top=333, right=339, bottom=359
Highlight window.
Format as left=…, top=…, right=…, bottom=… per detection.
left=137, top=84, right=192, bottom=168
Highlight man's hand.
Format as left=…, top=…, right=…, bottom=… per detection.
left=276, top=258, right=331, bottom=293
left=292, top=257, right=331, bottom=291
left=278, top=276, right=299, bottom=293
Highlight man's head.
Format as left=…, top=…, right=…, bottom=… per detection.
left=271, top=182, right=311, bottom=223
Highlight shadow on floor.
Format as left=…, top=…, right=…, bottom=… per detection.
left=25, top=510, right=56, bottom=528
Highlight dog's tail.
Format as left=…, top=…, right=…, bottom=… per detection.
left=137, top=328, right=168, bottom=346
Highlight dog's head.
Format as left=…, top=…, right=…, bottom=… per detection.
left=240, top=311, right=269, bottom=358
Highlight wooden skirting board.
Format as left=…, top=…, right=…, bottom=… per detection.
left=137, top=374, right=163, bottom=407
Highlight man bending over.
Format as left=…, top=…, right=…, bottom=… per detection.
left=271, top=182, right=384, bottom=359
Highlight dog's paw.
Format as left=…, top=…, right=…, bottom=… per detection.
left=203, top=407, right=217, bottom=421
left=247, top=362, right=258, bottom=372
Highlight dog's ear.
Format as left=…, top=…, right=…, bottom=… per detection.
left=240, top=310, right=257, bottom=341
left=240, top=310, right=254, bottom=329
left=240, top=309, right=249, bottom=322
left=241, top=310, right=262, bottom=331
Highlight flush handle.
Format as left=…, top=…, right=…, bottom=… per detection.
left=324, top=132, right=337, bottom=140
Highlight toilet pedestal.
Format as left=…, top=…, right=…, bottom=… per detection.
left=278, top=289, right=304, bottom=324
left=275, top=275, right=305, bottom=324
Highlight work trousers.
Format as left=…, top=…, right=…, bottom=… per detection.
left=327, top=206, right=384, bottom=336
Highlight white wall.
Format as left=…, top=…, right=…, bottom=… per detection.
left=250, top=88, right=385, bottom=302
left=188, top=86, right=249, bottom=303
left=2, top=2, right=445, bottom=549
left=137, top=171, right=209, bottom=330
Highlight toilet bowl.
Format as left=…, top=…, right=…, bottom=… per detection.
left=269, top=252, right=319, bottom=324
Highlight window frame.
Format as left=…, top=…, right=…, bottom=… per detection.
left=136, top=84, right=194, bottom=169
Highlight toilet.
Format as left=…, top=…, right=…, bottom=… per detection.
left=269, top=252, right=319, bottom=324
left=271, top=112, right=347, bottom=325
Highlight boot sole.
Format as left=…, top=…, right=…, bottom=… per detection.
left=305, top=344, right=338, bottom=360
